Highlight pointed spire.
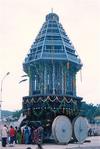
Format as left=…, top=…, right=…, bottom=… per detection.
left=51, top=8, right=53, bottom=13
left=24, top=12, right=82, bottom=70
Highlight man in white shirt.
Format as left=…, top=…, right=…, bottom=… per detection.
left=1, top=124, right=8, bottom=147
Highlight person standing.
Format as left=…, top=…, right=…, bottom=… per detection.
left=16, top=129, right=21, bottom=144
left=37, top=125, right=44, bottom=149
left=1, top=124, right=8, bottom=147
left=21, top=125, right=26, bottom=144
left=23, top=125, right=30, bottom=144
left=34, top=125, right=44, bottom=149
left=14, top=126, right=18, bottom=144
left=9, top=125, right=15, bottom=146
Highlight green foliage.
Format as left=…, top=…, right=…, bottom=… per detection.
left=2, top=110, right=13, bottom=117
left=12, top=110, right=22, bottom=119
left=80, top=102, right=100, bottom=123
left=94, top=104, right=100, bottom=116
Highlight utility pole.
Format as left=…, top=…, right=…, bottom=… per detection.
left=0, top=72, right=10, bottom=122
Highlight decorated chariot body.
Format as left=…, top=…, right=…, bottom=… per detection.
left=22, top=12, right=88, bottom=144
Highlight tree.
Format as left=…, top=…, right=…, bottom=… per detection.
left=12, top=110, right=22, bottom=120
left=80, top=102, right=100, bottom=123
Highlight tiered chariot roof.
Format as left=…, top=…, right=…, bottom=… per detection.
left=24, top=12, right=82, bottom=67
left=23, top=12, right=82, bottom=97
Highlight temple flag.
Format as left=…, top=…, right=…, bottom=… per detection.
left=21, top=75, right=28, bottom=77
left=19, top=79, right=27, bottom=84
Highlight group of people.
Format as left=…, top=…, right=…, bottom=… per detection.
left=1, top=124, right=17, bottom=147
left=1, top=123, right=44, bottom=148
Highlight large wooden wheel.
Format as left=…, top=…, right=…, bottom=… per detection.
left=52, top=115, right=72, bottom=144
left=72, top=116, right=89, bottom=143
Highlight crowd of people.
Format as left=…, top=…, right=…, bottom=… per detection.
left=1, top=123, right=44, bottom=148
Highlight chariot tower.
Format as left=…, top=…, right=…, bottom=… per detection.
left=22, top=12, right=86, bottom=143
left=23, top=12, right=82, bottom=96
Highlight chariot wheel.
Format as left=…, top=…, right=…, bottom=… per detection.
left=52, top=115, right=72, bottom=144
left=72, top=116, right=89, bottom=143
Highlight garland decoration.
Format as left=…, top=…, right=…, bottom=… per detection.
left=23, top=95, right=81, bottom=117
left=24, top=96, right=79, bottom=104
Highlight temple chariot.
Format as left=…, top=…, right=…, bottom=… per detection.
left=21, top=12, right=89, bottom=144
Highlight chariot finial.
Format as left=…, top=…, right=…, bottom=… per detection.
left=51, top=8, right=53, bottom=13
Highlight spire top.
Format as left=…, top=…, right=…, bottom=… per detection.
left=51, top=8, right=53, bottom=13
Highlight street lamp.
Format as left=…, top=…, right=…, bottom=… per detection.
left=0, top=72, right=10, bottom=121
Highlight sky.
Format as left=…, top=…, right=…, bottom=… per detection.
left=0, top=0, right=100, bottom=111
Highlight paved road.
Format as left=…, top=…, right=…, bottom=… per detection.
left=0, top=136, right=100, bottom=149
